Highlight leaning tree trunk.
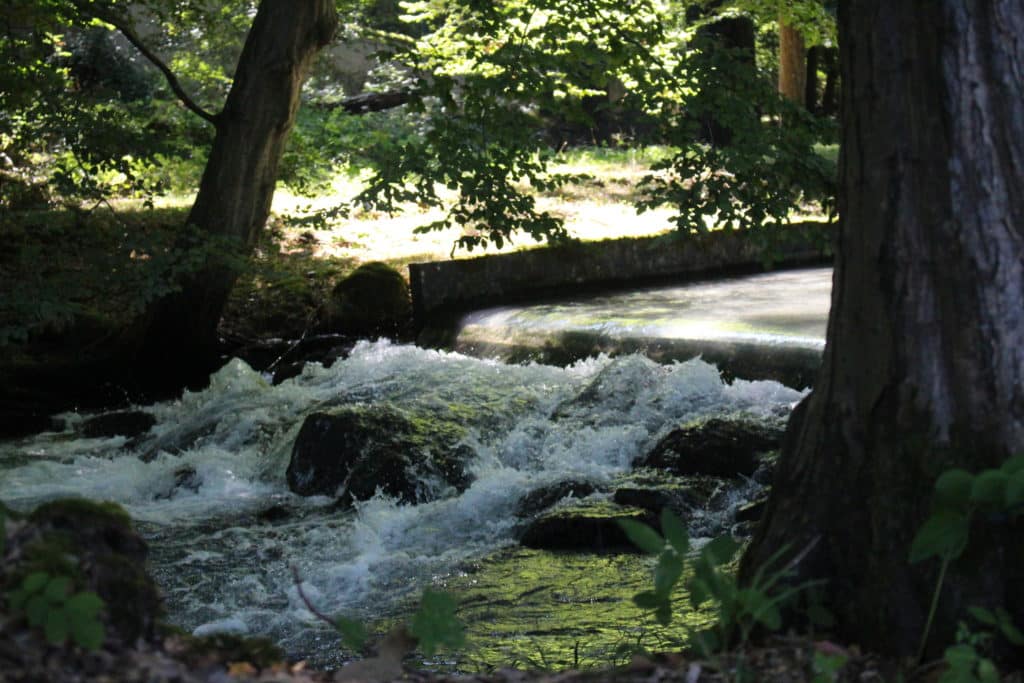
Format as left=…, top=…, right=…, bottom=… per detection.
left=137, top=0, right=336, bottom=387
left=777, top=18, right=805, bottom=106
left=741, top=0, right=1024, bottom=661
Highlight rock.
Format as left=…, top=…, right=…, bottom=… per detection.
left=2, top=498, right=163, bottom=645
left=323, top=262, right=412, bottom=338
left=735, top=495, right=768, bottom=523
left=639, top=417, right=784, bottom=478
left=515, top=480, right=597, bottom=518
left=286, top=404, right=473, bottom=504
left=612, top=483, right=705, bottom=516
left=80, top=410, right=156, bottom=440
left=519, top=500, right=656, bottom=553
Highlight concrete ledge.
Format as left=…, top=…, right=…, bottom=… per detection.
left=408, top=221, right=836, bottom=321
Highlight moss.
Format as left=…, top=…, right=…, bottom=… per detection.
left=29, top=498, right=132, bottom=528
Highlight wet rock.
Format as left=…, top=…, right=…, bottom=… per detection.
left=322, top=262, right=412, bottom=338
left=519, top=500, right=656, bottom=553
left=154, top=466, right=201, bottom=500
left=612, top=483, right=705, bottom=516
left=286, top=404, right=473, bottom=504
left=639, top=417, right=784, bottom=478
left=80, top=410, right=156, bottom=439
left=515, top=480, right=598, bottom=518
left=2, top=498, right=163, bottom=644
left=735, top=495, right=768, bottom=523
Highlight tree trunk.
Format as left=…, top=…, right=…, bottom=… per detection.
left=137, top=0, right=337, bottom=388
left=778, top=19, right=805, bottom=106
left=741, top=0, right=1024, bottom=661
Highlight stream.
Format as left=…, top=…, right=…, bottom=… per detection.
left=0, top=269, right=828, bottom=671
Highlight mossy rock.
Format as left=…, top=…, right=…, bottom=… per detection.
left=286, top=404, right=474, bottom=504
left=638, top=417, right=784, bottom=478
left=518, top=501, right=656, bottom=553
left=323, top=262, right=412, bottom=338
left=4, top=498, right=163, bottom=645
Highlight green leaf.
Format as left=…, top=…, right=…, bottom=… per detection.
left=999, top=454, right=1024, bottom=474
left=44, top=607, right=69, bottom=644
left=806, top=603, right=836, bottom=628
left=654, top=601, right=672, bottom=626
left=968, top=606, right=998, bottom=627
left=44, top=576, right=72, bottom=603
left=20, top=571, right=51, bottom=596
left=970, top=470, right=1009, bottom=507
left=1005, top=471, right=1024, bottom=509
left=334, top=616, right=367, bottom=652
left=617, top=518, right=664, bottom=555
left=977, top=658, right=1000, bottom=683
left=659, top=508, right=689, bottom=555
left=934, top=469, right=975, bottom=509
left=701, top=536, right=740, bottom=566
left=653, top=551, right=684, bottom=597
left=409, top=588, right=465, bottom=656
left=909, top=510, right=970, bottom=563
left=994, top=608, right=1024, bottom=646
left=64, top=592, right=104, bottom=620
left=26, top=594, right=49, bottom=627
left=69, top=616, right=105, bottom=651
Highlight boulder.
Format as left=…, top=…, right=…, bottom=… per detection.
left=518, top=501, right=656, bottom=553
left=286, top=404, right=473, bottom=504
left=1, top=498, right=163, bottom=645
left=638, top=417, right=783, bottom=478
left=323, top=262, right=412, bottom=338
left=514, top=480, right=597, bottom=518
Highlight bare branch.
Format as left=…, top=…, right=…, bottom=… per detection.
left=69, top=0, right=219, bottom=125
left=329, top=90, right=417, bottom=115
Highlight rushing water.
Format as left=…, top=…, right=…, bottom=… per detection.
left=0, top=341, right=805, bottom=668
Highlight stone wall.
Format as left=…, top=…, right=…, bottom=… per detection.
left=408, top=221, right=836, bottom=322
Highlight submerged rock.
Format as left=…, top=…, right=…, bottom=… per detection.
left=639, top=417, right=783, bottom=478
left=519, top=500, right=656, bottom=553
left=286, top=404, right=473, bottom=503
left=80, top=410, right=156, bottom=440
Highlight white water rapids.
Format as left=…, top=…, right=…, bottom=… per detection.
left=0, top=341, right=806, bottom=666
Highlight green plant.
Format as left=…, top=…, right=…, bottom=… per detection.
left=939, top=622, right=1000, bottom=683
left=618, top=509, right=814, bottom=658
left=7, top=571, right=106, bottom=650
left=409, top=587, right=466, bottom=656
left=811, top=649, right=848, bottom=683
left=291, top=565, right=465, bottom=657
left=909, top=454, right=1024, bottom=662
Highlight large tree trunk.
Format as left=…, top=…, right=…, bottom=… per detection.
left=741, top=0, right=1024, bottom=661
left=777, top=19, right=805, bottom=106
left=137, top=0, right=337, bottom=387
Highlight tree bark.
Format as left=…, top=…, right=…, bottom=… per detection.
left=778, top=19, right=806, bottom=106
left=136, top=0, right=337, bottom=387
left=741, top=0, right=1024, bottom=661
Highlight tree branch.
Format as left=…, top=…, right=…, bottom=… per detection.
left=69, top=1, right=219, bottom=125
left=328, top=89, right=417, bottom=115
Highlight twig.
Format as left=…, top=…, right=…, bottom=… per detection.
left=290, top=565, right=338, bottom=628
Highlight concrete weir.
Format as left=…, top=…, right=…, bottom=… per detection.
left=411, top=222, right=836, bottom=387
